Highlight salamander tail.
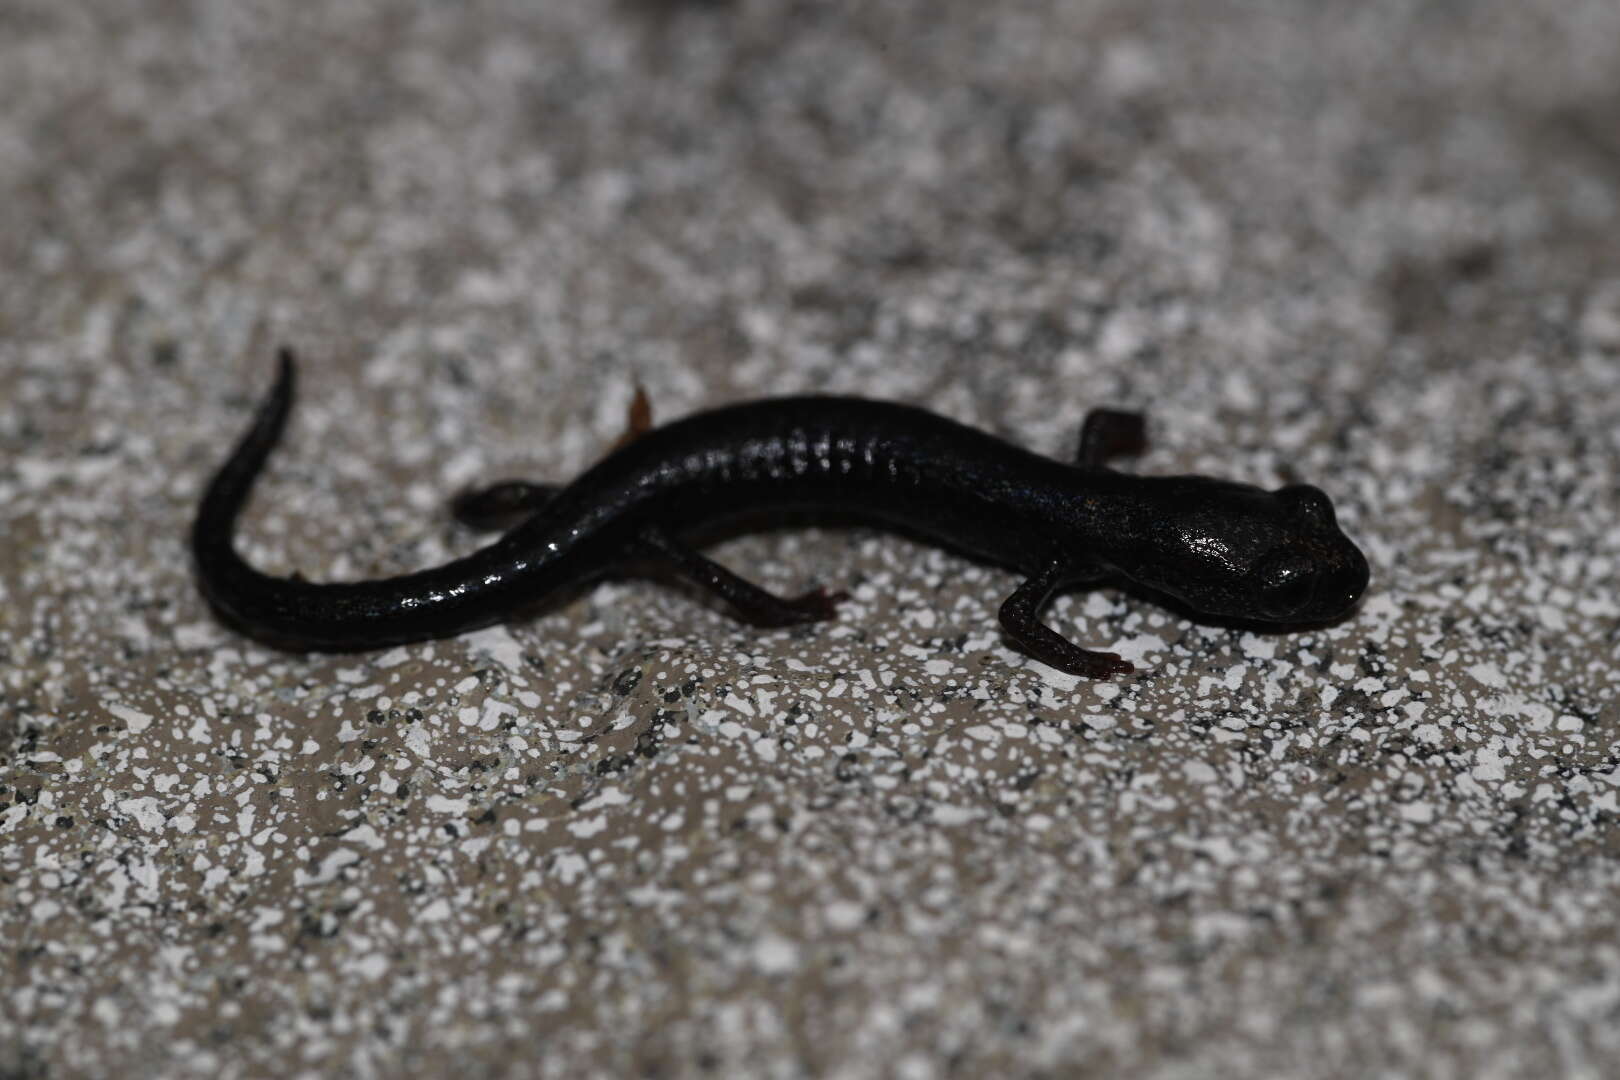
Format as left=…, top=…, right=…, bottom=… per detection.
left=191, top=349, right=296, bottom=585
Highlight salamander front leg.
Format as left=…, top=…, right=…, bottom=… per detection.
left=999, top=562, right=1134, bottom=678
left=639, top=529, right=849, bottom=628
left=1076, top=409, right=1147, bottom=469
left=451, top=482, right=562, bottom=531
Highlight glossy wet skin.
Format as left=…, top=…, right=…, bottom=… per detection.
left=1101, top=477, right=1370, bottom=626
left=194, top=353, right=1370, bottom=678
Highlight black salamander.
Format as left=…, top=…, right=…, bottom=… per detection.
left=192, top=351, right=1369, bottom=678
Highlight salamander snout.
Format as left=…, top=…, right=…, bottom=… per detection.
left=1251, top=484, right=1370, bottom=623
left=1253, top=541, right=1369, bottom=623
left=1322, top=543, right=1371, bottom=619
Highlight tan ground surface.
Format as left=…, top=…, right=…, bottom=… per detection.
left=4, top=2, right=1620, bottom=1077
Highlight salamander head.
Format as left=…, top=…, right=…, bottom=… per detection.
left=1109, top=479, right=1369, bottom=625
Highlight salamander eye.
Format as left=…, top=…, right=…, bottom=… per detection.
left=1276, top=485, right=1337, bottom=529
left=1256, top=552, right=1317, bottom=619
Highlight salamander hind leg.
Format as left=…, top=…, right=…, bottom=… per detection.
left=639, top=529, right=849, bottom=628
left=998, top=563, right=1134, bottom=678
left=452, top=387, right=652, bottom=531
left=606, top=384, right=654, bottom=451
left=451, top=481, right=562, bottom=531
left=1076, top=409, right=1147, bottom=469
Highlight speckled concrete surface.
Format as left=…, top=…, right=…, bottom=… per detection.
left=4, top=2, right=1620, bottom=1077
